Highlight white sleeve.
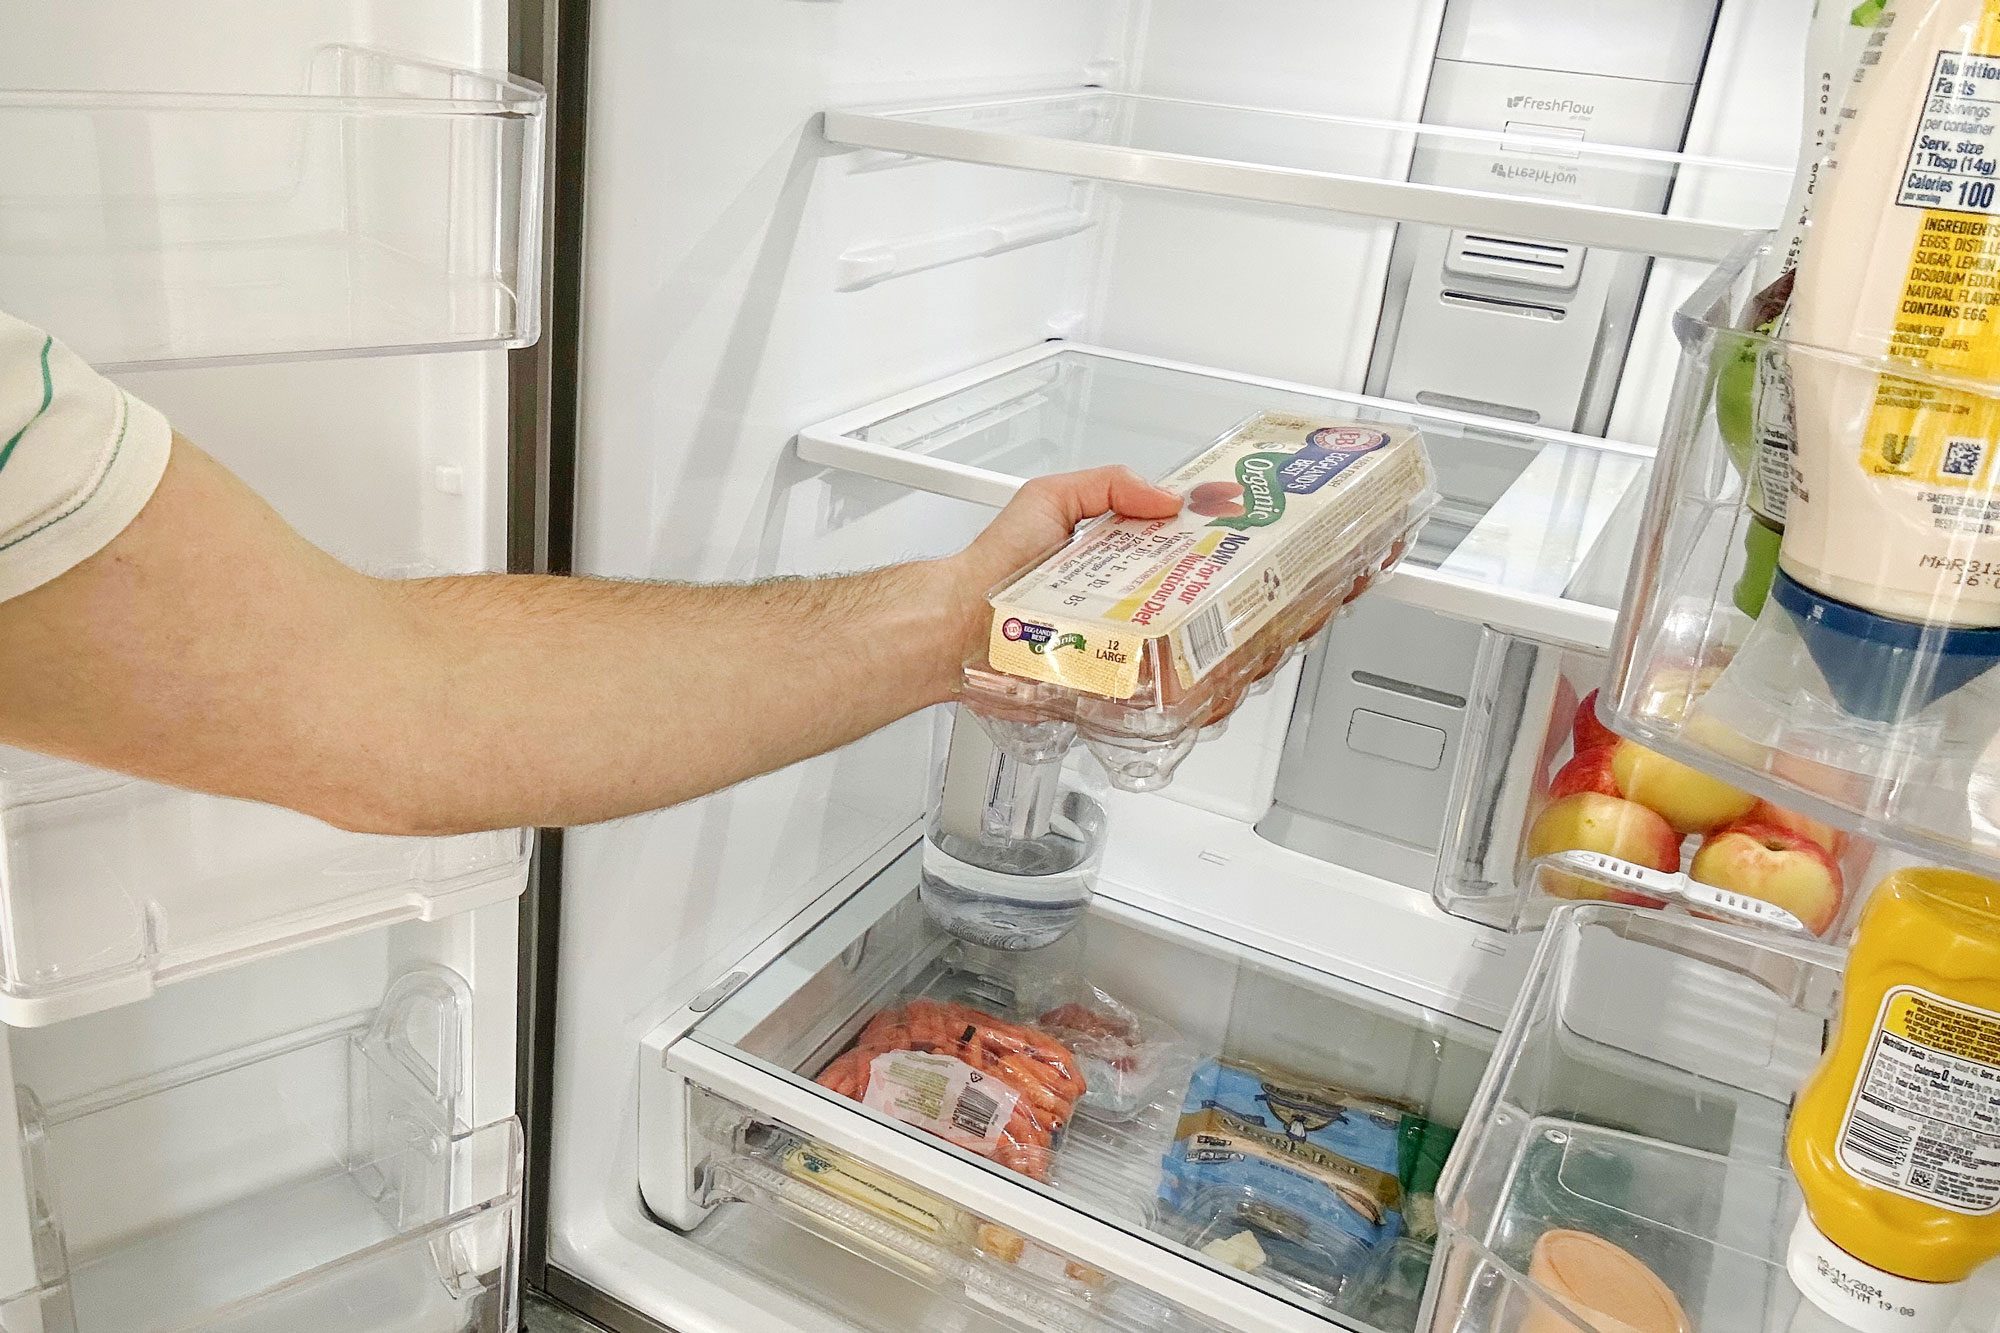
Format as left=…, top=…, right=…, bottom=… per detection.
left=0, top=311, right=172, bottom=604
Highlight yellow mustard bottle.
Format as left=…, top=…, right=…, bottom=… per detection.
left=1788, top=868, right=2000, bottom=1332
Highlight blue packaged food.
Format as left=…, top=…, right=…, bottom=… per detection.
left=1159, top=1059, right=1408, bottom=1293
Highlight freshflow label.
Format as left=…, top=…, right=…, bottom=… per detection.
left=986, top=413, right=1431, bottom=700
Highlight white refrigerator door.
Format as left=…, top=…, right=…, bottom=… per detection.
left=0, top=3, right=533, bottom=1330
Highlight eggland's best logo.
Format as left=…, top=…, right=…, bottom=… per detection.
left=1002, top=618, right=1086, bottom=656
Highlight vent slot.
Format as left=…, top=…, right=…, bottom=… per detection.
left=1445, top=229, right=1584, bottom=291
left=1439, top=289, right=1568, bottom=321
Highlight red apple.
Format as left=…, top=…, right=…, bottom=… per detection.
left=1525, top=792, right=1681, bottom=903
left=1744, top=799, right=1847, bottom=857
left=1690, top=820, right=1844, bottom=936
left=1549, top=746, right=1622, bottom=800
left=1611, top=739, right=1757, bottom=835
left=1573, top=689, right=1619, bottom=754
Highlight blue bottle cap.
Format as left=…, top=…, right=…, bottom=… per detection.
left=1771, top=568, right=2000, bottom=722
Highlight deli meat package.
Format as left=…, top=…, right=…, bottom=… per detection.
left=964, top=412, right=1435, bottom=790
left=814, top=998, right=1085, bottom=1181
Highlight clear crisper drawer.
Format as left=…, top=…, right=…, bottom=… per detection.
left=1, top=967, right=522, bottom=1333
left=0, top=745, right=529, bottom=1026
left=655, top=842, right=1498, bottom=1333
left=1428, top=896, right=1835, bottom=1333
left=1606, top=236, right=2000, bottom=888
left=686, top=1086, right=1224, bottom=1333
left=1435, top=634, right=1878, bottom=941
left=0, top=46, right=543, bottom=370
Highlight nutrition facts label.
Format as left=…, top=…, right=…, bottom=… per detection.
left=1838, top=986, right=2000, bottom=1214
left=1900, top=51, right=2000, bottom=215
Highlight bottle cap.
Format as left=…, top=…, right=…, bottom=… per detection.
left=1787, top=1213, right=1966, bottom=1333
left=1771, top=568, right=2000, bottom=722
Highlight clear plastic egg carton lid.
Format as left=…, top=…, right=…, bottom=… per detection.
left=1605, top=235, right=2000, bottom=882
left=962, top=412, right=1437, bottom=792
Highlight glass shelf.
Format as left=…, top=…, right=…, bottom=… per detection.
left=821, top=91, right=1786, bottom=264
left=0, top=46, right=544, bottom=371
left=1432, top=897, right=1835, bottom=1333
left=0, top=744, right=529, bottom=1027
left=653, top=841, right=1497, bottom=1333
left=797, top=343, right=1649, bottom=652
left=1, top=968, right=522, bottom=1333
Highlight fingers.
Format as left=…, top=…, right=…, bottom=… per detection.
left=1020, top=465, right=1181, bottom=529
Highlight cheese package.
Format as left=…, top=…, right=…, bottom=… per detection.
left=965, top=412, right=1435, bottom=791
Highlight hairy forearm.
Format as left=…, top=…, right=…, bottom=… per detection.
left=0, top=438, right=1173, bottom=837
left=0, top=442, right=977, bottom=835
left=368, top=563, right=966, bottom=832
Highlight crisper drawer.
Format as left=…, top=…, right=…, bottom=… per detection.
left=642, top=842, right=1495, bottom=1333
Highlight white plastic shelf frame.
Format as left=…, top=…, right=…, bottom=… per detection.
left=0, top=45, right=544, bottom=371
left=797, top=344, right=1649, bottom=654
left=820, top=91, right=1786, bottom=264
left=0, top=968, right=522, bottom=1333
left=0, top=746, right=528, bottom=1027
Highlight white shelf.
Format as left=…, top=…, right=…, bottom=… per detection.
left=0, top=46, right=544, bottom=371
left=797, top=344, right=1648, bottom=653
left=820, top=91, right=1785, bottom=263
left=0, top=746, right=529, bottom=1027
left=4, top=969, right=523, bottom=1333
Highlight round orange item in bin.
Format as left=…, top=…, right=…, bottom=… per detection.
left=1522, top=1230, right=1690, bottom=1333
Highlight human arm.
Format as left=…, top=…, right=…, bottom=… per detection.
left=0, top=437, right=1179, bottom=834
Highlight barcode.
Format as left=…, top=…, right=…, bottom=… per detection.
left=1182, top=604, right=1233, bottom=680
left=951, top=1085, right=1000, bottom=1140
left=1945, top=437, right=1986, bottom=479
left=1843, top=1106, right=1916, bottom=1173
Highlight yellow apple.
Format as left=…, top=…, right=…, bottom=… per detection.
left=1525, top=792, right=1681, bottom=903
left=1690, top=821, right=1844, bottom=936
left=1611, top=740, right=1758, bottom=835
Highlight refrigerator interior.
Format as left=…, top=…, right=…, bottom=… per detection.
left=559, top=1, right=1812, bottom=1330
left=0, top=0, right=531, bottom=1328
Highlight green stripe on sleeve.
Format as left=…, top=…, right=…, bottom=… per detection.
left=0, top=337, right=56, bottom=475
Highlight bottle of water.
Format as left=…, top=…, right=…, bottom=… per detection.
left=919, top=707, right=1107, bottom=951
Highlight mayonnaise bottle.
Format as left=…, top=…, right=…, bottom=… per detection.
left=1788, top=1, right=2000, bottom=629
left=1782, top=0, right=2000, bottom=718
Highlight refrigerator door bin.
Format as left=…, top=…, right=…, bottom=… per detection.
left=797, top=344, right=1649, bottom=654
left=644, top=841, right=1495, bottom=1333
left=0, top=746, right=529, bottom=1027
left=1427, top=895, right=1836, bottom=1333
left=1433, top=632, right=1876, bottom=940
left=0, top=45, right=544, bottom=371
left=2, top=966, right=523, bottom=1332
left=1605, top=237, right=2000, bottom=893
left=820, top=92, right=1785, bottom=264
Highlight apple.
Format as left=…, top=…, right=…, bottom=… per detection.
left=1188, top=480, right=1247, bottom=518
left=1744, top=799, right=1847, bottom=857
left=1525, top=792, right=1681, bottom=903
left=1611, top=739, right=1757, bottom=835
left=1549, top=746, right=1621, bottom=800
left=1690, top=820, right=1844, bottom=936
left=1573, top=689, right=1619, bottom=754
